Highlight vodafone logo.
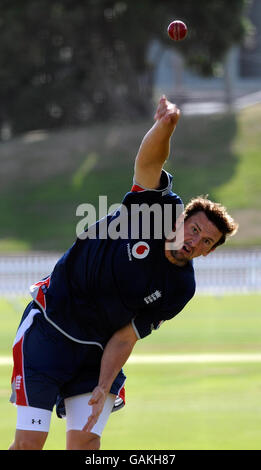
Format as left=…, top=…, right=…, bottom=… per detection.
left=131, top=241, right=150, bottom=259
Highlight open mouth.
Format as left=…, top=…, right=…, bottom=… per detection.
left=182, top=244, right=192, bottom=255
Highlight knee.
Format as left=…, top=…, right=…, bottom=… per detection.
left=67, top=431, right=101, bottom=450
left=9, top=438, right=44, bottom=450
left=86, top=435, right=101, bottom=450
left=9, top=431, right=47, bottom=450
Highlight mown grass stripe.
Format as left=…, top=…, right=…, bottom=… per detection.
left=127, top=353, right=261, bottom=364
left=1, top=353, right=261, bottom=366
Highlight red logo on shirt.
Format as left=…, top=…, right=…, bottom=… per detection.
left=136, top=245, right=148, bottom=255
left=132, top=242, right=150, bottom=259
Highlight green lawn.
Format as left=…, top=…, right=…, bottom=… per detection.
left=1, top=294, right=260, bottom=450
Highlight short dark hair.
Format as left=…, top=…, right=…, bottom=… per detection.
left=184, top=196, right=238, bottom=249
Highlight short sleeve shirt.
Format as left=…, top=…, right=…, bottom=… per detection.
left=31, top=170, right=196, bottom=346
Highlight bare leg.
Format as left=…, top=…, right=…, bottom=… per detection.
left=66, top=430, right=100, bottom=450
left=9, top=429, right=48, bottom=450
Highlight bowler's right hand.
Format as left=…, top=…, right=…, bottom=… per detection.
left=154, top=95, right=180, bottom=127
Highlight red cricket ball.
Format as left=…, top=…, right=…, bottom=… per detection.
left=167, top=20, right=188, bottom=41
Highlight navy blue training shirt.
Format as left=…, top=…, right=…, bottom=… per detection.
left=30, top=170, right=196, bottom=348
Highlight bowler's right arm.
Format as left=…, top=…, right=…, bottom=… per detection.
left=134, top=95, right=180, bottom=190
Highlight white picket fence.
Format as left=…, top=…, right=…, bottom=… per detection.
left=0, top=250, right=261, bottom=296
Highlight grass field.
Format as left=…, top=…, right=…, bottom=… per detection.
left=1, top=104, right=261, bottom=252
left=0, top=294, right=260, bottom=450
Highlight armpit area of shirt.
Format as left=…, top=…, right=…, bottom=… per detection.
left=132, top=169, right=171, bottom=193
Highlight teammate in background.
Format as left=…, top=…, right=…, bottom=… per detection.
left=9, top=96, right=238, bottom=450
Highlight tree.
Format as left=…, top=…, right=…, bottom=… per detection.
left=0, top=0, right=249, bottom=135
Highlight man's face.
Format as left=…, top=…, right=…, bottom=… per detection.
left=167, top=211, right=223, bottom=266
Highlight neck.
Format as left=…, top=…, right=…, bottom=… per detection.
left=164, top=247, right=188, bottom=267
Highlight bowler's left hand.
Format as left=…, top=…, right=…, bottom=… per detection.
left=82, top=386, right=107, bottom=432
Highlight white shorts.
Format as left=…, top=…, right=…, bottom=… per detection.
left=16, top=393, right=115, bottom=437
